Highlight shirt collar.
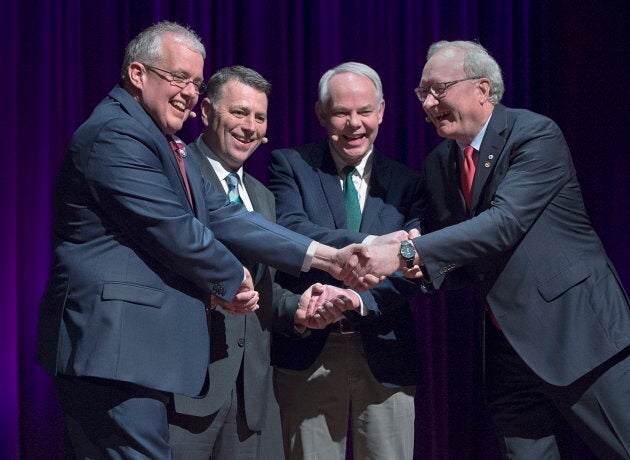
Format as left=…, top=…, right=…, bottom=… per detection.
left=456, top=112, right=493, bottom=153
left=195, top=136, right=244, bottom=182
left=328, top=142, right=374, bottom=179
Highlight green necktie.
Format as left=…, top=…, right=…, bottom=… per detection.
left=343, top=166, right=362, bottom=231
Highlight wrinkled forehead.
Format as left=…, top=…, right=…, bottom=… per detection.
left=421, top=48, right=465, bottom=82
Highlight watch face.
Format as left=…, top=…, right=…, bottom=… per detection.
left=400, top=242, right=415, bottom=259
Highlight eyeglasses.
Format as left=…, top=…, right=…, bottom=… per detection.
left=414, top=76, right=483, bottom=102
left=144, top=64, right=207, bottom=95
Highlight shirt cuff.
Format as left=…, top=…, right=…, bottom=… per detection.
left=347, top=289, right=367, bottom=316
left=301, top=241, right=318, bottom=272
left=362, top=235, right=376, bottom=245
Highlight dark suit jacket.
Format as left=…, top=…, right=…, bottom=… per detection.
left=412, top=104, right=630, bottom=386
left=268, top=140, right=423, bottom=386
left=36, top=86, right=312, bottom=398
left=172, top=141, right=300, bottom=431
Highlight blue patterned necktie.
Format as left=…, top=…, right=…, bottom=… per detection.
left=342, top=166, right=362, bottom=231
left=225, top=172, right=242, bottom=203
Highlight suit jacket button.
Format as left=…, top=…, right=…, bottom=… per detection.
left=478, top=273, right=485, bottom=281
left=237, top=338, right=245, bottom=347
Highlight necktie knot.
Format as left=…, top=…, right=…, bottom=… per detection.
left=343, top=165, right=356, bottom=179
left=463, top=145, right=475, bottom=160
left=342, top=166, right=361, bottom=231
left=225, top=172, right=242, bottom=203
left=167, top=136, right=187, bottom=157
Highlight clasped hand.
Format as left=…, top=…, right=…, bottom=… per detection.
left=211, top=267, right=259, bottom=315
left=294, top=283, right=360, bottom=330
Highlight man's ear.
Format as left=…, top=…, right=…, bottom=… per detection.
left=127, top=62, right=145, bottom=91
left=477, top=78, right=491, bottom=104
left=315, top=101, right=327, bottom=127
left=200, top=98, right=214, bottom=127
left=377, top=98, right=385, bottom=124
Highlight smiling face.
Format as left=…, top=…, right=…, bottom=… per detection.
left=129, top=32, right=203, bottom=135
left=201, top=79, right=268, bottom=171
left=420, top=47, right=493, bottom=144
left=316, top=72, right=385, bottom=165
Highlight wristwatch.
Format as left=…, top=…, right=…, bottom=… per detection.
left=399, top=240, right=416, bottom=268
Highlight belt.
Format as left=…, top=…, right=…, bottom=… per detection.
left=328, top=318, right=358, bottom=335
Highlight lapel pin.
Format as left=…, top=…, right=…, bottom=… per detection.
left=484, top=162, right=491, bottom=168
left=488, top=154, right=494, bottom=159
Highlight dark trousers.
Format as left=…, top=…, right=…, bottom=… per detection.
left=485, top=323, right=630, bottom=459
left=55, top=375, right=171, bottom=459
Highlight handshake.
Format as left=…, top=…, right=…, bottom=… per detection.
left=314, top=228, right=423, bottom=290
left=215, top=229, right=423, bottom=317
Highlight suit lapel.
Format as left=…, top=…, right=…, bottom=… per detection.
left=315, top=148, right=347, bottom=229
left=244, top=175, right=273, bottom=221
left=242, top=175, right=272, bottom=285
left=184, top=153, right=205, bottom=217
left=186, top=142, right=226, bottom=222
left=473, top=105, right=508, bottom=212
left=440, top=140, right=468, bottom=214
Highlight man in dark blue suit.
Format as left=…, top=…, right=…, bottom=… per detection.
left=268, top=62, right=423, bottom=460
left=353, top=41, right=630, bottom=459
left=36, top=24, right=382, bottom=459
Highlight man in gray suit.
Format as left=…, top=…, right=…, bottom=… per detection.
left=168, top=66, right=351, bottom=459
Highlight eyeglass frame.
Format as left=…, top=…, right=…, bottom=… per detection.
left=143, top=63, right=207, bottom=95
left=414, top=76, right=483, bottom=102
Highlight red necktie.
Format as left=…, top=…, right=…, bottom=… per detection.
left=460, top=146, right=477, bottom=209
left=167, top=136, right=193, bottom=205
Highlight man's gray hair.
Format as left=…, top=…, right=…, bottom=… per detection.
left=121, top=21, right=205, bottom=81
left=318, top=62, right=383, bottom=106
left=428, top=40, right=504, bottom=104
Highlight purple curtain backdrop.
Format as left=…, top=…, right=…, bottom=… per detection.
left=3, top=1, right=627, bottom=458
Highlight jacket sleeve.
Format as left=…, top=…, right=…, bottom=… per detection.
left=414, top=114, right=575, bottom=285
